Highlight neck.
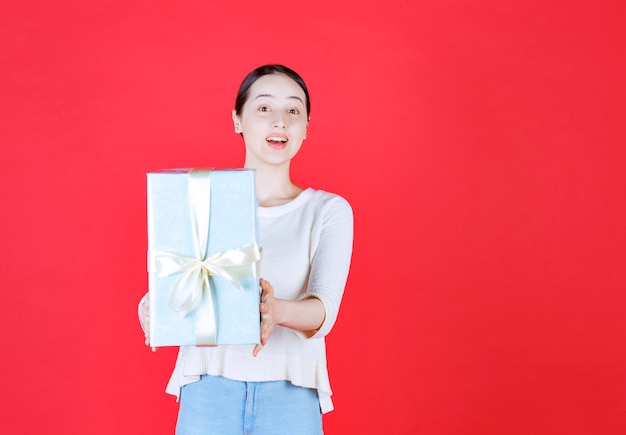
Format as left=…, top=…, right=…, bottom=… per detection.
left=244, top=161, right=303, bottom=207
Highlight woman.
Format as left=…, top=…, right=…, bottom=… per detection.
left=139, top=64, right=353, bottom=434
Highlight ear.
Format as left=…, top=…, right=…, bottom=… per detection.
left=232, top=110, right=241, bottom=133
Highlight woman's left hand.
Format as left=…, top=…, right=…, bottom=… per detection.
left=253, top=278, right=280, bottom=356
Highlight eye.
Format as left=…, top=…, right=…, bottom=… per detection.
left=288, top=108, right=300, bottom=115
left=258, top=105, right=270, bottom=112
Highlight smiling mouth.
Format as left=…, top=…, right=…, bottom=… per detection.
left=266, top=135, right=288, bottom=148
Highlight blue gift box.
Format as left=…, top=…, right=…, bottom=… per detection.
left=147, top=168, right=261, bottom=347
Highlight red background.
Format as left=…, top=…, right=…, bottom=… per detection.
left=2, top=1, right=625, bottom=434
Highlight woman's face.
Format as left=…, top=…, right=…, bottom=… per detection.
left=233, top=73, right=309, bottom=168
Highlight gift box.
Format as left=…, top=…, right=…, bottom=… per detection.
left=147, top=168, right=261, bottom=347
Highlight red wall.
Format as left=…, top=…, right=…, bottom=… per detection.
left=2, top=1, right=625, bottom=433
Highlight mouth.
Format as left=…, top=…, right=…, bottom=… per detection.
left=266, top=134, right=288, bottom=149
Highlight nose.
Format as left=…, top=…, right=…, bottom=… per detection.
left=271, top=112, right=286, bottom=128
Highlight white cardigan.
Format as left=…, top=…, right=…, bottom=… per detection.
left=159, top=188, right=353, bottom=414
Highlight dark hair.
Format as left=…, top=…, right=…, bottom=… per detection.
left=234, top=64, right=311, bottom=116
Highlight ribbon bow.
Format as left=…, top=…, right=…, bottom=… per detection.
left=150, top=169, right=261, bottom=345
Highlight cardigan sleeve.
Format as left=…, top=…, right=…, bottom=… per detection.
left=297, top=194, right=354, bottom=338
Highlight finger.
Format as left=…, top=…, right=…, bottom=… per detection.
left=259, top=278, right=274, bottom=295
left=259, top=302, right=270, bottom=316
left=253, top=343, right=263, bottom=357
left=145, top=336, right=158, bottom=352
left=260, top=321, right=274, bottom=343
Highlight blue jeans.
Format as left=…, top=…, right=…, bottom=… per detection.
left=176, top=375, right=323, bottom=435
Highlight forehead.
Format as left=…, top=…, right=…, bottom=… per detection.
left=248, top=74, right=306, bottom=101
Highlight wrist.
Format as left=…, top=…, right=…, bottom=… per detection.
left=274, top=298, right=289, bottom=326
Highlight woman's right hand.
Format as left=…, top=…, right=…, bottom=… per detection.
left=138, top=293, right=157, bottom=351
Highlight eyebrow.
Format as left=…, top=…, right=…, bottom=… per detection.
left=254, top=94, right=305, bottom=105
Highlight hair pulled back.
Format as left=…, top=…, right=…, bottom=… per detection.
left=234, top=64, right=310, bottom=116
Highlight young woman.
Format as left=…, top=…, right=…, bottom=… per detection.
left=139, top=64, right=353, bottom=434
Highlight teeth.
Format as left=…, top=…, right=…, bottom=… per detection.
left=267, top=136, right=287, bottom=142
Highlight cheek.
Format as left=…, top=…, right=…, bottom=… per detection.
left=294, top=120, right=309, bottom=134
left=241, top=120, right=262, bottom=134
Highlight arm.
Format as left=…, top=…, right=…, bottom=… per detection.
left=299, top=195, right=354, bottom=338
left=253, top=195, right=354, bottom=356
left=253, top=278, right=326, bottom=356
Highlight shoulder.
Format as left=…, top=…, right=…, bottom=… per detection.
left=306, top=189, right=353, bottom=215
left=304, top=189, right=354, bottom=228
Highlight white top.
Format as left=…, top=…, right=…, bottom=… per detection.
left=164, top=188, right=354, bottom=413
